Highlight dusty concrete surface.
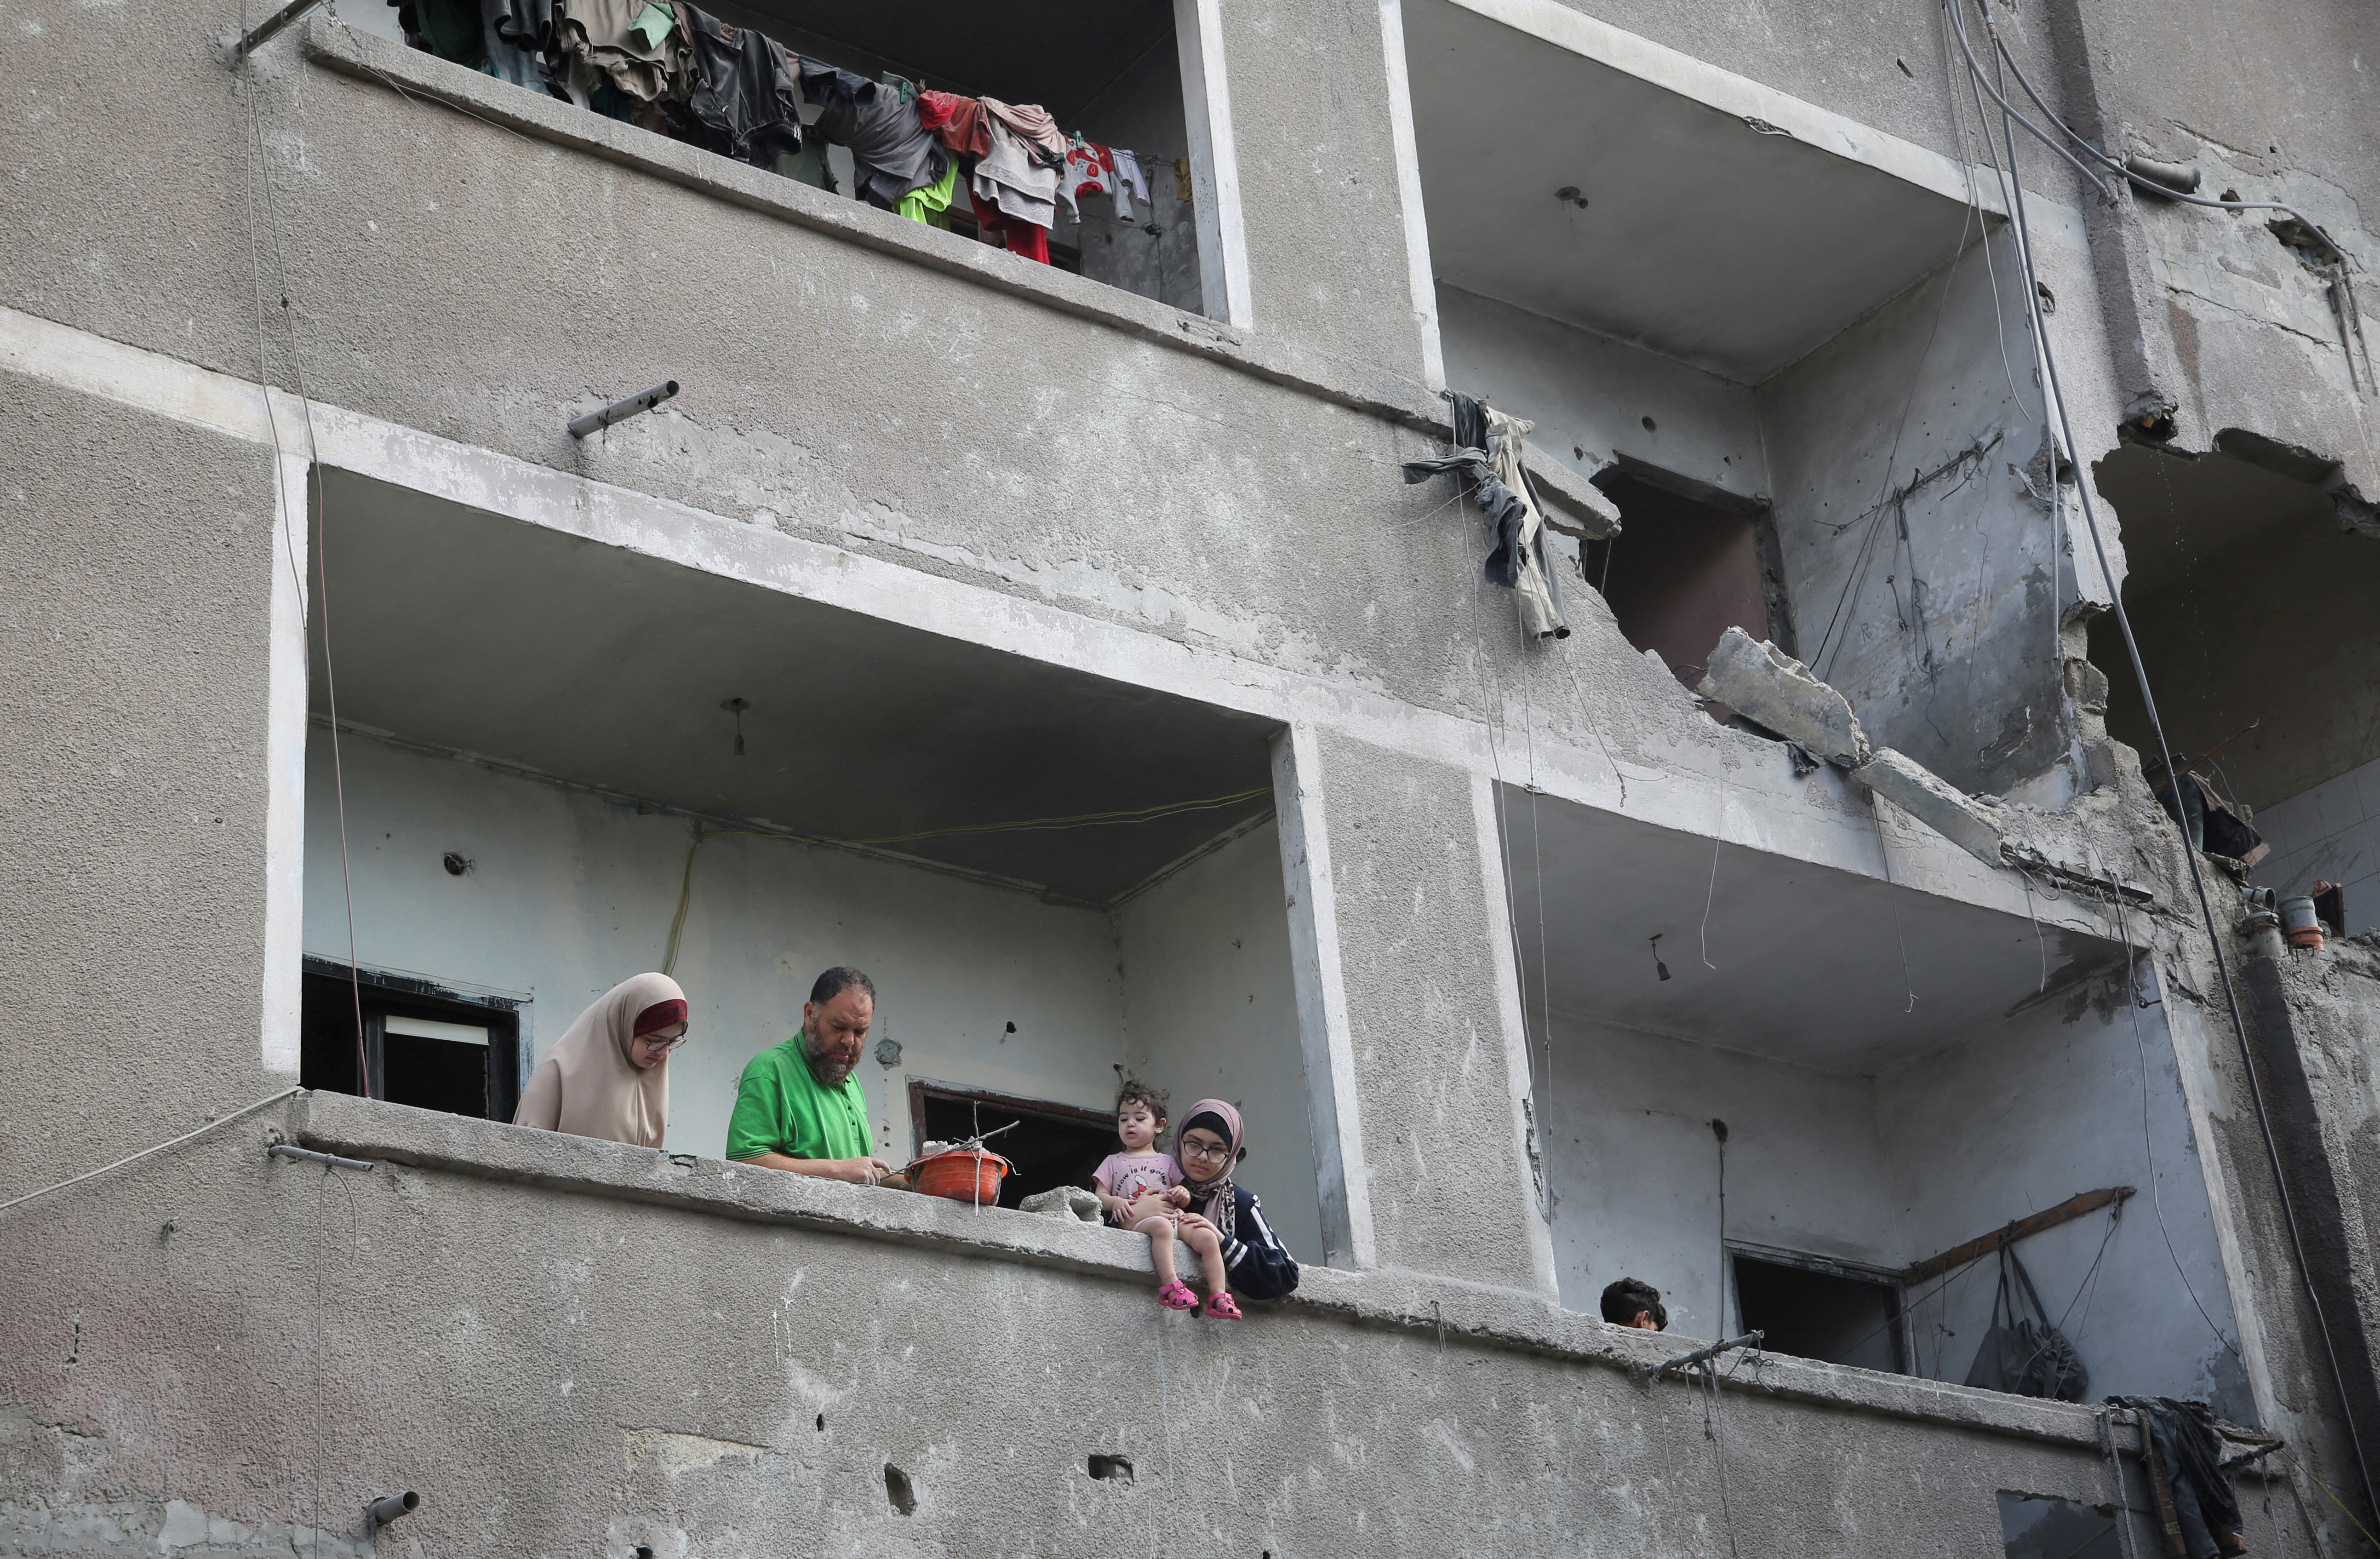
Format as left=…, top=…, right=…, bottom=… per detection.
left=0, top=1094, right=2323, bottom=1559
left=6, top=0, right=2380, bottom=1551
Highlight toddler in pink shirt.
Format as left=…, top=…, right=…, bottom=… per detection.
left=1091, top=1080, right=1209, bottom=1310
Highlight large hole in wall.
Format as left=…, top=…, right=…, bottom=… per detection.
left=297, top=467, right=1333, bottom=1265
left=2092, top=436, right=2380, bottom=931
left=1580, top=469, right=1785, bottom=711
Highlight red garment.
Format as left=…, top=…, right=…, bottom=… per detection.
left=632, top=998, right=688, bottom=1036
left=968, top=187, right=1050, bottom=264
left=919, top=91, right=990, bottom=157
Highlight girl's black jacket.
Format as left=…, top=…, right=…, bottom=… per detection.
left=1190, top=1185, right=1299, bottom=1301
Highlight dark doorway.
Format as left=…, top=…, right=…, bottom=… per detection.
left=1731, top=1249, right=1905, bottom=1372
left=301, top=957, right=525, bottom=1121
left=1585, top=472, right=1777, bottom=698
left=908, top=1081, right=1114, bottom=1210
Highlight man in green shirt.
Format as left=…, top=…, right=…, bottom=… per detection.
left=726, top=966, right=900, bottom=1186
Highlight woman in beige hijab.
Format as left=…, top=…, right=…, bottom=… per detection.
left=513, top=972, right=687, bottom=1149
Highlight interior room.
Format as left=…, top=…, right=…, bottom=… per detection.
left=1501, top=785, right=2255, bottom=1416
left=2093, top=436, right=2380, bottom=932
left=297, top=468, right=1324, bottom=1261
left=347, top=0, right=1210, bottom=313
left=1404, top=0, right=2077, bottom=802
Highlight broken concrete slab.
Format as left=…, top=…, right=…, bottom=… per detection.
left=1525, top=452, right=1623, bottom=540
left=1696, top=627, right=1871, bottom=764
left=1020, top=1185, right=1102, bottom=1223
left=1858, top=747, right=2008, bottom=866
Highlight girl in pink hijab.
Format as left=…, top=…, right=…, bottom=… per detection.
left=1168, top=1098, right=1300, bottom=1316
left=513, top=973, right=687, bottom=1149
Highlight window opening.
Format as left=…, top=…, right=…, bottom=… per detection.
left=1996, top=1492, right=2121, bottom=1559
left=301, top=955, right=526, bottom=1121
left=1584, top=471, right=1790, bottom=717
left=908, top=1082, right=1112, bottom=1209
left=1729, top=1247, right=1906, bottom=1373
left=373, top=0, right=1205, bottom=312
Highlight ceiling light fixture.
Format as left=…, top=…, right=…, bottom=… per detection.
left=1554, top=185, right=1589, bottom=209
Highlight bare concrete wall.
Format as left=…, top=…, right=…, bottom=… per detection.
left=1116, top=819, right=1322, bottom=1264
left=1761, top=230, right=2083, bottom=799
left=0, top=370, right=283, bottom=1198
left=1434, top=287, right=1768, bottom=505
left=0, top=1095, right=2328, bottom=1559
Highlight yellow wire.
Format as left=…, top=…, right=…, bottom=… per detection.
left=655, top=785, right=1271, bottom=974
left=2283, top=1450, right=2380, bottom=1550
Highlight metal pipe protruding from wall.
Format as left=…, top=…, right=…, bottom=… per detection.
left=2123, top=155, right=2202, bottom=197
left=1647, top=1330, right=1765, bottom=1380
left=365, top=1492, right=419, bottom=1528
left=267, top=1144, right=376, bottom=1172
left=223, top=0, right=321, bottom=64
left=568, top=381, right=680, bottom=439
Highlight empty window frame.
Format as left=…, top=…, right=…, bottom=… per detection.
left=1729, top=1244, right=1907, bottom=1373
left=1582, top=469, right=1794, bottom=707
left=908, top=1080, right=1115, bottom=1210
left=1997, top=1493, right=2122, bottom=1559
left=301, top=956, right=526, bottom=1121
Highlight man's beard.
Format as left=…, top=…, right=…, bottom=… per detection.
left=805, top=1037, right=854, bottom=1085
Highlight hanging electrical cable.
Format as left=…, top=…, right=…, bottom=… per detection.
left=1942, top=0, right=2380, bottom=1523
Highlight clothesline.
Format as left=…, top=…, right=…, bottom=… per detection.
left=394, top=0, right=1177, bottom=265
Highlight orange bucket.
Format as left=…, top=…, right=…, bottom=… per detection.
left=909, top=1147, right=1012, bottom=1204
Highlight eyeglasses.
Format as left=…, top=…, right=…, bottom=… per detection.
left=1179, top=1140, right=1231, bottom=1162
left=637, top=1032, right=689, bottom=1054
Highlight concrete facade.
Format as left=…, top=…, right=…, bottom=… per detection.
left=6, top=0, right=2380, bottom=1554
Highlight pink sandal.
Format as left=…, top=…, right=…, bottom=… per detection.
left=1201, top=1292, right=1243, bottom=1320
left=1157, top=1279, right=1199, bottom=1311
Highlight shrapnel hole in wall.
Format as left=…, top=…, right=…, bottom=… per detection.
left=883, top=1463, right=916, bottom=1517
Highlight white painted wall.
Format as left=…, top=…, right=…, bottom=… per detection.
left=1544, top=981, right=2248, bottom=1412
left=1116, top=819, right=1321, bottom=1265
left=304, top=730, right=1128, bottom=1162
left=1540, top=1018, right=1900, bottom=1337
left=1436, top=285, right=1768, bottom=504
left=304, top=730, right=1317, bottom=1250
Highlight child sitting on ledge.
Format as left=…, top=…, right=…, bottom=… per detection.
left=1092, top=1080, right=1214, bottom=1313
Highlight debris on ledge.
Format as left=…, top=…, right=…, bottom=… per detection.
left=1697, top=627, right=1870, bottom=765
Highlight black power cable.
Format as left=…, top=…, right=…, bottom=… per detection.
left=1943, top=0, right=2380, bottom=1525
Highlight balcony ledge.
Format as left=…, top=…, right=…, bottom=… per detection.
left=296, top=17, right=1447, bottom=439
left=296, top=1089, right=2125, bottom=1454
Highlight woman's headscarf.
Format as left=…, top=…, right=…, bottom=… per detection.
left=512, top=972, right=686, bottom=1149
left=1177, top=1097, right=1242, bottom=1243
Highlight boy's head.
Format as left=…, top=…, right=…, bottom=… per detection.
left=1601, top=1278, right=1666, bottom=1331
left=1115, top=1080, right=1168, bottom=1152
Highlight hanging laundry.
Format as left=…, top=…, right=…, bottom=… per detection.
left=2108, top=1397, right=2247, bottom=1559
left=897, top=157, right=959, bottom=229
left=967, top=188, right=1051, bottom=264
left=971, top=115, right=1059, bottom=232
left=1112, top=149, right=1150, bottom=220
left=485, top=0, right=555, bottom=54
left=554, top=0, right=690, bottom=103
left=917, top=90, right=989, bottom=157
left=675, top=2, right=802, bottom=165
left=980, top=98, right=1069, bottom=168
left=801, top=62, right=946, bottom=211
left=771, top=143, right=835, bottom=194
left=393, top=0, right=486, bottom=66
left=1066, top=142, right=1119, bottom=220
left=1402, top=393, right=1569, bottom=639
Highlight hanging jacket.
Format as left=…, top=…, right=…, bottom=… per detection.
left=675, top=1, right=802, bottom=165
left=2108, top=1396, right=2246, bottom=1559
left=1184, top=1184, right=1299, bottom=1301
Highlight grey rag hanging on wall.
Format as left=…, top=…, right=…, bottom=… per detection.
left=1401, top=390, right=1570, bottom=640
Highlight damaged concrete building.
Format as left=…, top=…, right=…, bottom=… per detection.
left=6, top=0, right=2380, bottom=1553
